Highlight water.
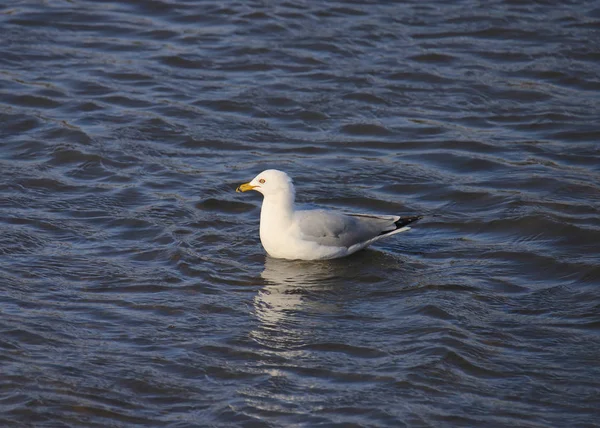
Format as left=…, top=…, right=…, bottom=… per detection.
left=1, top=0, right=599, bottom=426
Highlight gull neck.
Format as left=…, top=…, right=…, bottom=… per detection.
left=261, top=187, right=295, bottom=225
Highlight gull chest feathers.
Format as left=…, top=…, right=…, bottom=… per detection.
left=236, top=169, right=422, bottom=261
left=258, top=191, right=298, bottom=259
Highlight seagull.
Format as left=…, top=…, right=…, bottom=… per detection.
left=236, top=169, right=422, bottom=260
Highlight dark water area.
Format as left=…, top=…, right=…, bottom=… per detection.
left=1, top=0, right=600, bottom=426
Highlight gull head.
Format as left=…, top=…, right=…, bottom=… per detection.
left=236, top=169, right=295, bottom=198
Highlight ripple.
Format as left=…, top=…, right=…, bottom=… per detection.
left=340, top=123, right=392, bottom=136
left=196, top=198, right=254, bottom=214
left=1, top=0, right=600, bottom=426
left=408, top=52, right=458, bottom=64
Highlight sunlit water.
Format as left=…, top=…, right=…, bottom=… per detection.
left=1, top=1, right=599, bottom=426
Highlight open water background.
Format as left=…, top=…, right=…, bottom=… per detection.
left=1, top=1, right=600, bottom=426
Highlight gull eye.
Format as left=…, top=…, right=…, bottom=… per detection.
left=259, top=179, right=266, bottom=184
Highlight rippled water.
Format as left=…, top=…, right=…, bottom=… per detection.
left=1, top=0, right=600, bottom=426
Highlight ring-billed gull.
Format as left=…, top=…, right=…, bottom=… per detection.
left=236, top=169, right=422, bottom=260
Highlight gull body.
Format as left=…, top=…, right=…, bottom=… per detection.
left=236, top=169, right=422, bottom=260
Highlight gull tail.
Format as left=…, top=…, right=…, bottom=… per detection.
left=380, top=215, right=423, bottom=236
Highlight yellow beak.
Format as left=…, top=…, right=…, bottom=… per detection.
left=236, top=182, right=256, bottom=193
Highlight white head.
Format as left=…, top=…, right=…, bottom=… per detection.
left=236, top=169, right=295, bottom=199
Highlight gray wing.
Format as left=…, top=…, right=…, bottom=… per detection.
left=294, top=209, right=399, bottom=248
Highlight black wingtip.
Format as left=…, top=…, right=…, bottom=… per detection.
left=394, top=215, right=423, bottom=229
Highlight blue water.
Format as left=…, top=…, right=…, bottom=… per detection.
left=1, top=1, right=599, bottom=426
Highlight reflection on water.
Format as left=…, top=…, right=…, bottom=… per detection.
left=252, top=257, right=348, bottom=352
left=251, top=252, right=418, bottom=350
left=243, top=252, right=424, bottom=422
left=1, top=0, right=599, bottom=425
left=255, top=257, right=343, bottom=325
left=261, top=256, right=345, bottom=287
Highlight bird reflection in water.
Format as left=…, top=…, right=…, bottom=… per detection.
left=250, top=256, right=343, bottom=352
left=249, top=252, right=412, bottom=352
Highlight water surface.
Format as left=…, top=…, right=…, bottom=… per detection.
left=1, top=0, right=599, bottom=426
